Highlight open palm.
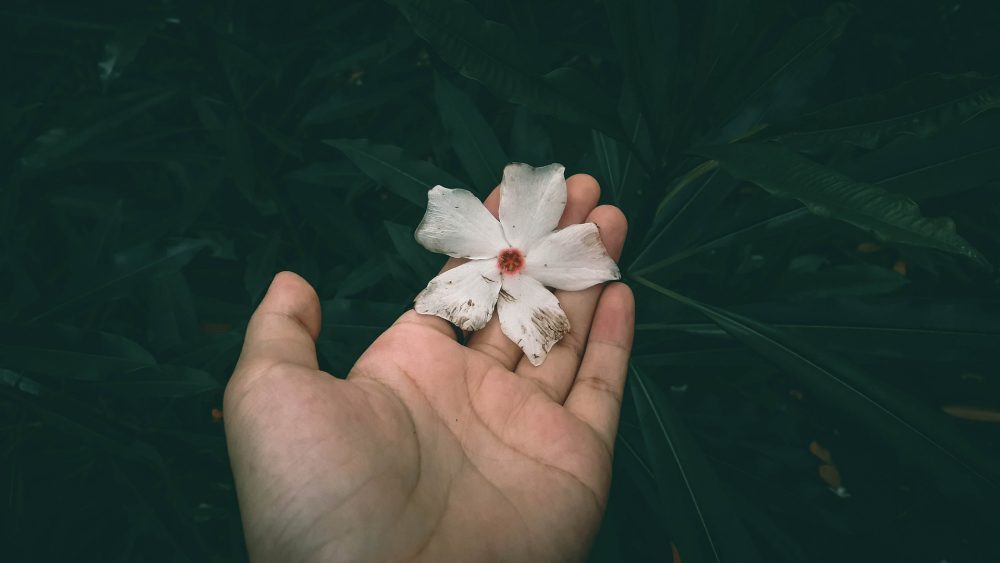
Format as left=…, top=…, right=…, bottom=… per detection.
left=224, top=175, right=634, bottom=562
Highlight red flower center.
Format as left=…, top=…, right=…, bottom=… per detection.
left=497, top=247, right=525, bottom=275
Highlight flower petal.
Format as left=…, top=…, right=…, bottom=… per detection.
left=524, top=223, right=621, bottom=291
left=499, top=163, right=567, bottom=249
left=414, top=259, right=502, bottom=331
left=497, top=274, right=570, bottom=366
left=416, top=186, right=508, bottom=259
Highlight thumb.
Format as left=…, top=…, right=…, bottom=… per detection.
left=232, top=271, right=322, bottom=383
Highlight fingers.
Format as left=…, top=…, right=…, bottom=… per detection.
left=564, top=283, right=634, bottom=452
left=232, top=272, right=322, bottom=383
left=515, top=205, right=627, bottom=401
left=467, top=174, right=601, bottom=368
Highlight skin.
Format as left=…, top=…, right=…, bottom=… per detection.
left=224, top=174, right=635, bottom=562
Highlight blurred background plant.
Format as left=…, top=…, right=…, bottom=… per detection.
left=3, top=0, right=1000, bottom=561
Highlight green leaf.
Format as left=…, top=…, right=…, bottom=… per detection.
left=433, top=73, right=508, bottom=196
left=318, top=298, right=406, bottom=374
left=0, top=323, right=154, bottom=376
left=324, top=138, right=465, bottom=206
left=630, top=365, right=764, bottom=563
left=285, top=160, right=363, bottom=189
left=29, top=239, right=207, bottom=322
left=301, top=78, right=423, bottom=125
left=193, top=97, right=260, bottom=205
left=592, top=130, right=622, bottom=200
left=0, top=257, right=40, bottom=320
left=632, top=347, right=760, bottom=369
left=631, top=204, right=808, bottom=276
left=384, top=221, right=440, bottom=282
left=775, top=262, right=908, bottom=300
left=692, top=0, right=780, bottom=96
left=390, top=0, right=623, bottom=137
left=605, top=0, right=677, bottom=153
left=591, top=100, right=648, bottom=208
left=0, top=324, right=218, bottom=397
left=284, top=171, right=378, bottom=257
left=635, top=113, right=1000, bottom=275
left=20, top=90, right=175, bottom=169
left=630, top=163, right=736, bottom=272
left=509, top=106, right=554, bottom=164
left=639, top=299, right=1000, bottom=364
left=633, top=276, right=1000, bottom=500
left=845, top=111, right=1000, bottom=200
left=694, top=142, right=989, bottom=267
left=0, top=379, right=213, bottom=560
left=78, top=199, right=123, bottom=270
left=708, top=4, right=853, bottom=137
left=97, top=364, right=219, bottom=397
left=303, top=35, right=414, bottom=85
left=322, top=298, right=402, bottom=335
left=98, top=20, right=155, bottom=86
left=244, top=234, right=281, bottom=304
left=336, top=257, right=391, bottom=299
left=768, top=73, right=1000, bottom=150
left=146, top=270, right=199, bottom=352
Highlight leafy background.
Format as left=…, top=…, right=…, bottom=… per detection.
left=3, top=0, right=1000, bottom=561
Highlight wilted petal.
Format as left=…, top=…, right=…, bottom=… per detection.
left=416, top=186, right=508, bottom=259
left=524, top=223, right=620, bottom=291
left=414, top=259, right=502, bottom=331
left=499, top=163, right=567, bottom=249
left=497, top=274, right=570, bottom=366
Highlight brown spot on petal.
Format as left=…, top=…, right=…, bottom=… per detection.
left=530, top=306, right=570, bottom=351
left=415, top=278, right=493, bottom=332
left=498, top=288, right=515, bottom=303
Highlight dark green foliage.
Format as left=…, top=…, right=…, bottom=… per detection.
left=3, top=0, right=1000, bottom=561
left=694, top=143, right=989, bottom=266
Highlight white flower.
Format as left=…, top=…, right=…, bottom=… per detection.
left=413, top=163, right=621, bottom=366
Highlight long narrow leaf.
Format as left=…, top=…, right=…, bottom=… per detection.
left=390, top=0, right=623, bottom=137
left=695, top=142, right=989, bottom=267
left=844, top=111, right=1000, bottom=200
left=632, top=276, right=1000, bottom=500
left=28, top=239, right=207, bottom=322
left=638, top=299, right=1000, bottom=363
left=631, top=208, right=808, bottom=276
left=630, top=365, right=764, bottom=562
left=768, top=73, right=1000, bottom=150
left=707, top=4, right=853, bottom=139
left=433, top=73, right=508, bottom=196
left=605, top=0, right=678, bottom=154
left=20, top=90, right=175, bottom=169
left=325, top=138, right=465, bottom=206
left=637, top=114, right=1000, bottom=275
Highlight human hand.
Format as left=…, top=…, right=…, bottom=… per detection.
left=224, top=174, right=634, bottom=562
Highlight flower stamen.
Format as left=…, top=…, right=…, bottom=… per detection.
left=497, top=247, right=525, bottom=276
